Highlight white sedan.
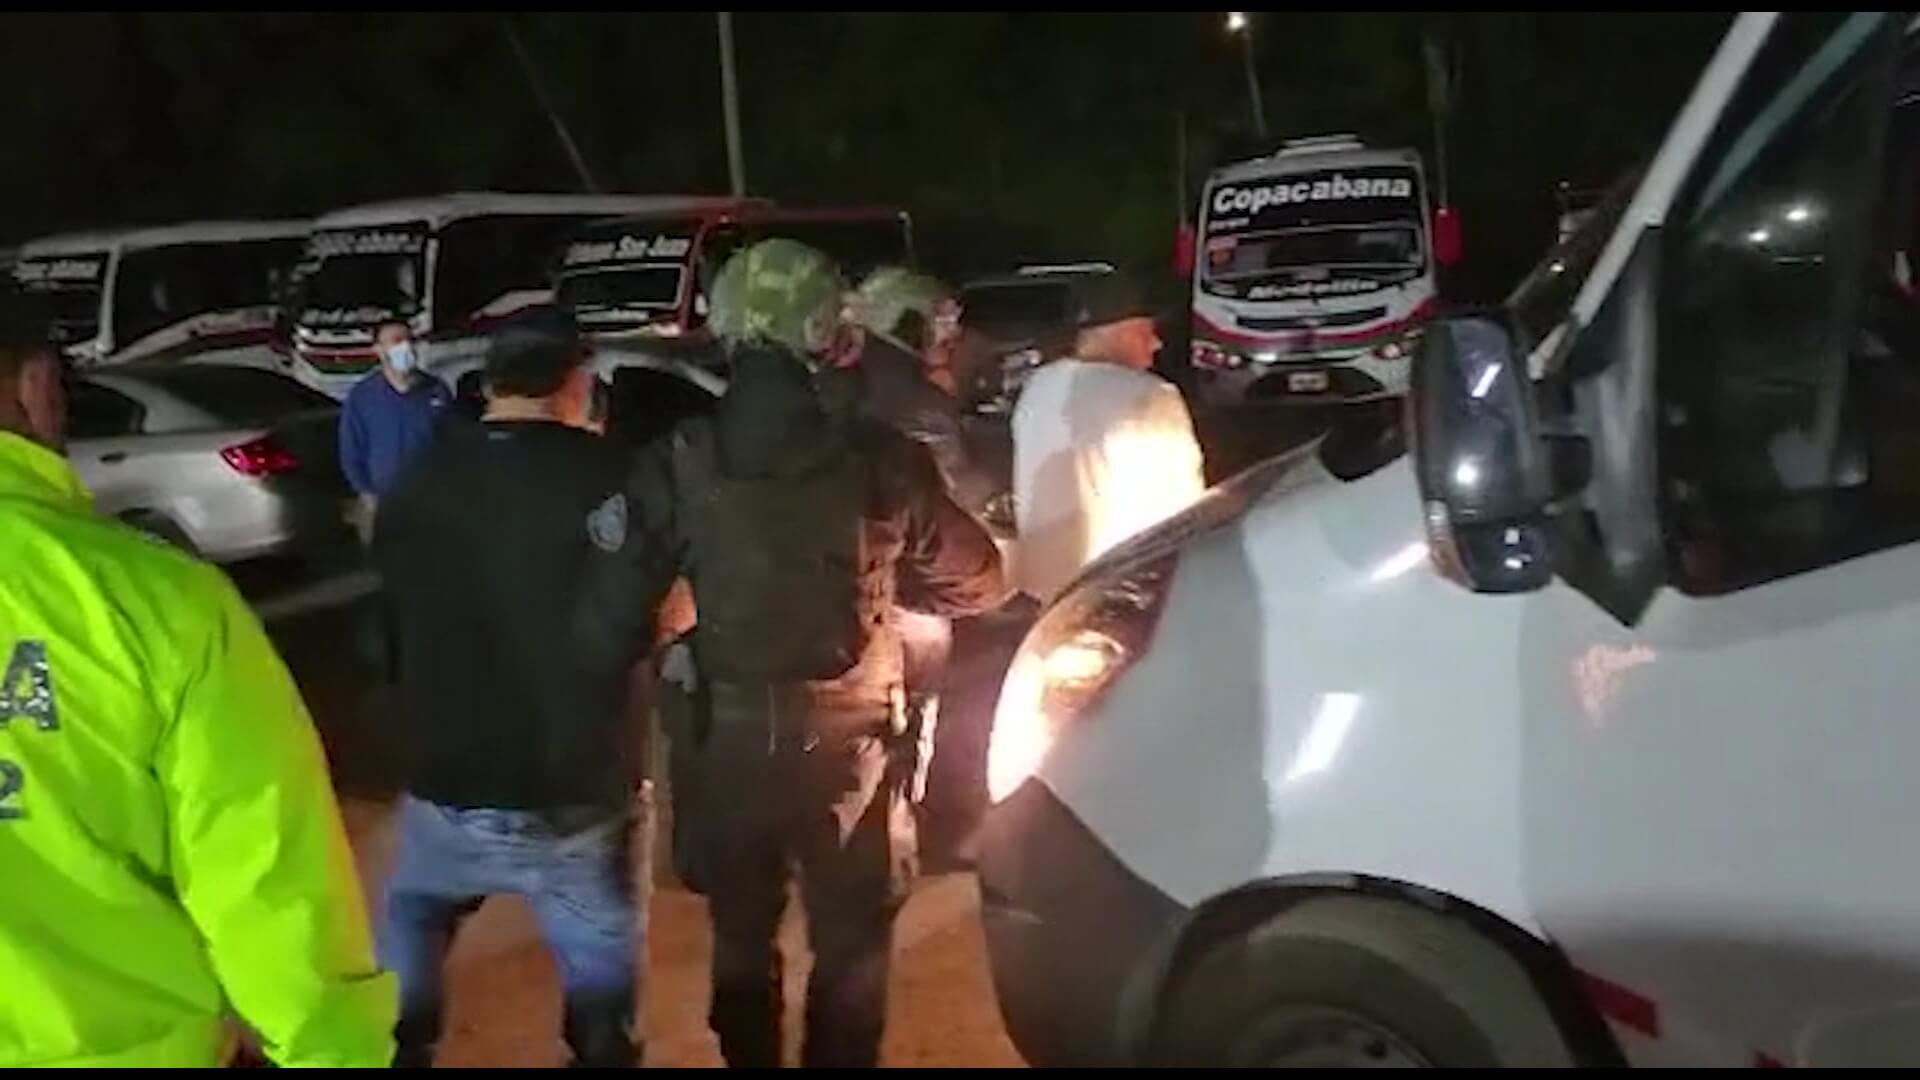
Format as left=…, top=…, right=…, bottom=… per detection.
left=68, top=364, right=351, bottom=564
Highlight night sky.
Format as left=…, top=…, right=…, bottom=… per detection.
left=0, top=12, right=1731, bottom=299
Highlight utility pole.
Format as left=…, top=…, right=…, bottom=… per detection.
left=718, top=12, right=747, bottom=197
left=1175, top=110, right=1189, bottom=225
left=1423, top=32, right=1453, bottom=206
left=501, top=17, right=600, bottom=193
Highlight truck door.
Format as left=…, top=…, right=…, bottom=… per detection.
left=1520, top=12, right=1920, bottom=1066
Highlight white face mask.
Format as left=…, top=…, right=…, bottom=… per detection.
left=384, top=342, right=417, bottom=375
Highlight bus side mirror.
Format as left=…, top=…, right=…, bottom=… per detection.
left=1433, top=206, right=1463, bottom=268
left=1411, top=312, right=1577, bottom=593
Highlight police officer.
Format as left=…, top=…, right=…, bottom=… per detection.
left=838, top=266, right=996, bottom=516
left=579, top=239, right=1007, bottom=1067
left=0, top=296, right=396, bottom=1065
left=835, top=267, right=1000, bottom=841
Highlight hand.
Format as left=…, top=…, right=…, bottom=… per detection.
left=660, top=641, right=699, bottom=693
left=349, top=494, right=378, bottom=546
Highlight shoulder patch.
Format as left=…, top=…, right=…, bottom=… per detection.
left=587, top=492, right=628, bottom=553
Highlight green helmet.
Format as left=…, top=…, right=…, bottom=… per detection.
left=707, top=238, right=846, bottom=359
left=846, top=266, right=951, bottom=345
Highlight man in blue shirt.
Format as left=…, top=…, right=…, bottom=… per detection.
left=339, top=320, right=450, bottom=542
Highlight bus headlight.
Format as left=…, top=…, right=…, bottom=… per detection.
left=988, top=553, right=1177, bottom=801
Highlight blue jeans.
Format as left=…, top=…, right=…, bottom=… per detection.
left=377, top=795, right=640, bottom=1066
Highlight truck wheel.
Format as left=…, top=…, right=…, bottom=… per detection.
left=122, top=511, right=200, bottom=557
left=1143, top=895, right=1575, bottom=1067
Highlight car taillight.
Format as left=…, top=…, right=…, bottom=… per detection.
left=1190, top=339, right=1242, bottom=370
left=221, top=436, right=300, bottom=477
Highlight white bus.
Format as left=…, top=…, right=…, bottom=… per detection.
left=1189, top=136, right=1438, bottom=407
left=289, top=192, right=734, bottom=399
left=13, top=221, right=309, bottom=372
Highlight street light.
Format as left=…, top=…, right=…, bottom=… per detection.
left=1225, top=12, right=1268, bottom=139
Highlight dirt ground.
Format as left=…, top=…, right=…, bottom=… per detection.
left=336, top=797, right=1024, bottom=1067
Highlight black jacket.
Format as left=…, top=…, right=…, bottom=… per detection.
left=820, top=337, right=1001, bottom=517
left=375, top=418, right=636, bottom=810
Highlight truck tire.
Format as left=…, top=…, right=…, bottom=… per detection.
left=1143, top=895, right=1576, bottom=1068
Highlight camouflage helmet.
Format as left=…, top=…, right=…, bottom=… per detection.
left=707, top=238, right=847, bottom=359
left=846, top=266, right=952, bottom=346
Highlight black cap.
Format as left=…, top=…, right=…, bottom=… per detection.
left=484, top=305, right=585, bottom=396
left=1069, top=272, right=1156, bottom=331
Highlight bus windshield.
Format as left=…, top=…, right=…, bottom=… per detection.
left=1200, top=163, right=1425, bottom=301
left=14, top=253, right=107, bottom=346
left=300, top=226, right=430, bottom=326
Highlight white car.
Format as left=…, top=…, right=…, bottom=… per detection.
left=980, top=11, right=1920, bottom=1068
left=68, top=365, right=350, bottom=563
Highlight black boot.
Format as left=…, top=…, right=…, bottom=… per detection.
left=710, top=979, right=781, bottom=1068
left=564, top=993, right=638, bottom=1067
left=391, top=1008, right=440, bottom=1068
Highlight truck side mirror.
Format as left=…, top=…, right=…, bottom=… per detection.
left=1411, top=312, right=1575, bottom=593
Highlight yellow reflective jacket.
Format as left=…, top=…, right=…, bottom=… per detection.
left=0, top=431, right=395, bottom=1067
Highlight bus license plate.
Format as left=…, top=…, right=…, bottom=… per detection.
left=1287, top=370, right=1331, bottom=393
